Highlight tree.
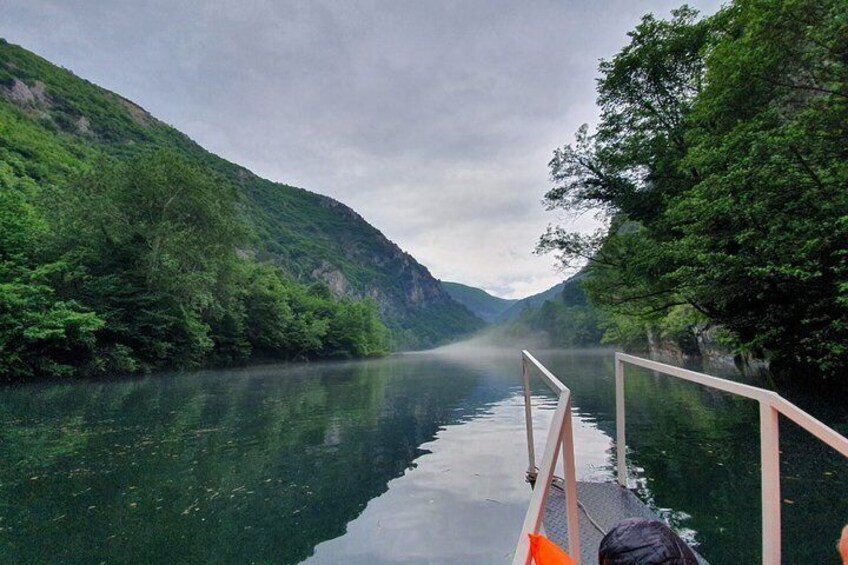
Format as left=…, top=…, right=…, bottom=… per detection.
left=50, top=149, right=245, bottom=371
left=539, top=7, right=713, bottom=339
left=540, top=0, right=848, bottom=381
left=2, top=143, right=391, bottom=379
left=673, top=0, right=848, bottom=376
left=0, top=166, right=103, bottom=379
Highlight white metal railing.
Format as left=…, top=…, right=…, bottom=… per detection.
left=514, top=351, right=848, bottom=565
left=615, top=352, right=848, bottom=565
left=513, top=350, right=582, bottom=565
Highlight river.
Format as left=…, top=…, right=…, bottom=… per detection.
left=0, top=347, right=845, bottom=563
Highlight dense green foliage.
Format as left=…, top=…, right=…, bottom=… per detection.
left=440, top=281, right=517, bottom=323
left=1, top=149, right=389, bottom=380
left=539, top=1, right=848, bottom=381
left=0, top=182, right=104, bottom=377
left=0, top=38, right=484, bottom=379
left=0, top=38, right=480, bottom=370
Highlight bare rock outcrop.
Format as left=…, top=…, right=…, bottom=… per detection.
left=3, top=78, right=51, bottom=107
left=311, top=261, right=351, bottom=296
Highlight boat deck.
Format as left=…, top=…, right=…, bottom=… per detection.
left=542, top=480, right=708, bottom=565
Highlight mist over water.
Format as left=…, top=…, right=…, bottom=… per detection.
left=0, top=345, right=844, bottom=563
left=427, top=330, right=555, bottom=354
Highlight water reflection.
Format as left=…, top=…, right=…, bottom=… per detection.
left=0, top=356, right=496, bottom=563
left=0, top=348, right=845, bottom=564
left=307, top=385, right=613, bottom=563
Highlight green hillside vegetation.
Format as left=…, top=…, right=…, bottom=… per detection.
left=440, top=281, right=517, bottom=323
left=1, top=149, right=390, bottom=380
left=539, top=0, right=848, bottom=382
left=0, top=39, right=480, bottom=379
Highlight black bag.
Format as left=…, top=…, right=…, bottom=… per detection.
left=598, top=518, right=698, bottom=564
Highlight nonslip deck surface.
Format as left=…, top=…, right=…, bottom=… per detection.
left=542, top=481, right=708, bottom=565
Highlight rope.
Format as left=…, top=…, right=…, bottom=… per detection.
left=577, top=499, right=607, bottom=536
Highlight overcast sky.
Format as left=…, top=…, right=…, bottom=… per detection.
left=1, top=0, right=721, bottom=298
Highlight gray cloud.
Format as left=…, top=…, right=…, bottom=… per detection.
left=1, top=0, right=721, bottom=298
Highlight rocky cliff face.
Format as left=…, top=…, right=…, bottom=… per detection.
left=227, top=166, right=485, bottom=348
left=289, top=193, right=482, bottom=344
left=312, top=247, right=457, bottom=317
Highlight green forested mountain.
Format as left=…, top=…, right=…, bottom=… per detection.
left=495, top=281, right=566, bottom=323
left=439, top=281, right=517, bottom=323
left=0, top=39, right=482, bottom=379
left=539, top=0, right=848, bottom=382
left=485, top=273, right=605, bottom=348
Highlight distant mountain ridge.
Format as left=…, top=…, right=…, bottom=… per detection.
left=440, top=281, right=518, bottom=323
left=478, top=271, right=604, bottom=348
left=0, top=39, right=483, bottom=349
left=495, top=281, right=567, bottom=322
left=439, top=279, right=573, bottom=325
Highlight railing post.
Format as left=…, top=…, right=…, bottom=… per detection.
left=512, top=394, right=570, bottom=565
left=522, top=355, right=537, bottom=481
left=760, top=400, right=781, bottom=564
left=561, top=399, right=582, bottom=564
left=615, top=356, right=627, bottom=487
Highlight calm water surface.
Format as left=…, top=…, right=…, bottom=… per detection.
left=0, top=347, right=845, bottom=564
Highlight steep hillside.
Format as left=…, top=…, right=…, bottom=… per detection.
left=440, top=281, right=517, bottom=323
left=495, top=281, right=567, bottom=323
left=0, top=39, right=482, bottom=349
